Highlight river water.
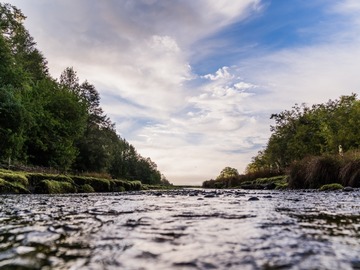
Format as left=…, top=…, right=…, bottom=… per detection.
left=0, top=189, right=360, bottom=270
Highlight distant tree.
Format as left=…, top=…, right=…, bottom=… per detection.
left=217, top=167, right=239, bottom=180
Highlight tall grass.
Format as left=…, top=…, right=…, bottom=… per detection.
left=289, top=154, right=360, bottom=189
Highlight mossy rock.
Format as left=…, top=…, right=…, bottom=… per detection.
left=78, top=184, right=95, bottom=193
left=0, top=171, right=29, bottom=187
left=275, top=182, right=289, bottom=190
left=110, top=179, right=142, bottom=191
left=36, top=180, right=77, bottom=194
left=71, top=176, right=110, bottom=192
left=319, top=183, right=344, bottom=191
left=0, top=178, right=30, bottom=194
left=27, top=173, right=74, bottom=186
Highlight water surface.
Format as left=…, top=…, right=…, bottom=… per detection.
left=1, top=189, right=360, bottom=269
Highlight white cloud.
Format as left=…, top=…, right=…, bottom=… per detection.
left=9, top=0, right=360, bottom=186
left=203, top=66, right=234, bottom=81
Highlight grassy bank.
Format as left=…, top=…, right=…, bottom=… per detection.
left=203, top=153, right=360, bottom=191
left=0, top=169, right=144, bottom=194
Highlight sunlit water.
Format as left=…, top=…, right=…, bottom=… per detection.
left=1, top=189, right=360, bottom=270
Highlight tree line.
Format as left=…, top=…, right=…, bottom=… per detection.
left=0, top=3, right=168, bottom=185
left=203, top=94, right=360, bottom=189
left=246, top=93, right=360, bottom=173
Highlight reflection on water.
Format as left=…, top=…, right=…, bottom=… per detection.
left=1, top=190, right=360, bottom=269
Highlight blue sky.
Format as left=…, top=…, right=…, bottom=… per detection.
left=7, top=0, right=360, bottom=184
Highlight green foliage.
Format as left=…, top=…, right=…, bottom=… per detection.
left=0, top=86, right=25, bottom=161
left=319, top=183, right=343, bottom=191
left=202, top=167, right=283, bottom=189
left=248, top=94, right=360, bottom=172
left=0, top=3, right=165, bottom=184
left=216, top=167, right=239, bottom=180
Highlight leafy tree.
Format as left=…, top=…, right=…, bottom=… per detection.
left=0, top=86, right=25, bottom=163
left=23, top=78, right=87, bottom=170
left=217, top=167, right=239, bottom=180
left=0, top=3, right=48, bottom=82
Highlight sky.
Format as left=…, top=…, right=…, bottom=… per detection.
left=6, top=0, right=360, bottom=185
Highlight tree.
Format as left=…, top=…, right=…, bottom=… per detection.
left=0, top=86, right=25, bottom=163
left=217, top=167, right=239, bottom=180
left=247, top=94, right=360, bottom=172
left=23, top=78, right=87, bottom=170
left=0, top=3, right=48, bottom=82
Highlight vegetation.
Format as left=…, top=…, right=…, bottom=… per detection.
left=319, top=183, right=343, bottom=191
left=203, top=166, right=284, bottom=189
left=0, top=169, right=145, bottom=194
left=0, top=3, right=170, bottom=187
left=246, top=94, right=360, bottom=173
left=203, top=94, right=360, bottom=189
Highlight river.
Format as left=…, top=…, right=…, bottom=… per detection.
left=1, top=189, right=360, bottom=269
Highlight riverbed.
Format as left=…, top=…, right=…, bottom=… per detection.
left=1, top=189, right=360, bottom=269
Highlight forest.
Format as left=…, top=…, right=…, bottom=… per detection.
left=203, top=93, right=360, bottom=189
left=0, top=3, right=168, bottom=185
